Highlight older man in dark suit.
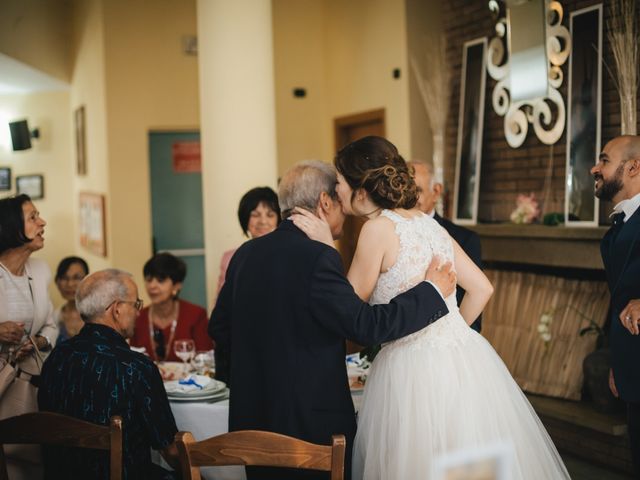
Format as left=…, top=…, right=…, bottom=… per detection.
left=591, top=135, right=640, bottom=476
left=410, top=161, right=483, bottom=332
left=210, top=160, right=456, bottom=480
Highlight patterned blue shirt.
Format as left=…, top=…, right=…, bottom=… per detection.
left=38, top=323, right=178, bottom=479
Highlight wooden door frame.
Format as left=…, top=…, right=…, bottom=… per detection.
left=333, top=109, right=386, bottom=355
left=334, top=108, right=386, bottom=150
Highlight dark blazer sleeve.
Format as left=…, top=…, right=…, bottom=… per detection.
left=462, top=231, right=482, bottom=269
left=309, top=248, right=448, bottom=346
left=209, top=278, right=233, bottom=383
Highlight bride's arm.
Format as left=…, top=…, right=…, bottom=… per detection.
left=346, top=219, right=389, bottom=301
left=452, top=239, right=494, bottom=325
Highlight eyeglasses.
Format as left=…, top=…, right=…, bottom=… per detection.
left=105, top=298, right=144, bottom=312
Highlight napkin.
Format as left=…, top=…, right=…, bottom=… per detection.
left=164, top=375, right=212, bottom=394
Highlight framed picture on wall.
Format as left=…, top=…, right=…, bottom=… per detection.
left=75, top=105, right=87, bottom=176
left=16, top=174, right=44, bottom=199
left=565, top=4, right=602, bottom=227
left=79, top=192, right=107, bottom=257
left=453, top=38, right=487, bottom=226
left=0, top=168, right=11, bottom=191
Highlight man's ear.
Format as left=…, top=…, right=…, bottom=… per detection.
left=318, top=191, right=332, bottom=214
left=627, top=158, right=640, bottom=178
left=432, top=182, right=444, bottom=201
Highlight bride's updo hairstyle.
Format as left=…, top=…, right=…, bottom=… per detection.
left=334, top=136, right=418, bottom=210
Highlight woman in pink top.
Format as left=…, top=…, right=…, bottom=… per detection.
left=216, top=187, right=281, bottom=294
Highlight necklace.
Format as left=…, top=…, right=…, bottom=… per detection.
left=147, top=301, right=179, bottom=361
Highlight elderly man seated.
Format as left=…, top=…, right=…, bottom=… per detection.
left=38, top=269, right=179, bottom=480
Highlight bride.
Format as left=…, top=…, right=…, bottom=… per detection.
left=292, top=136, right=569, bottom=480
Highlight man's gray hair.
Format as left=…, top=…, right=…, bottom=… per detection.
left=278, top=160, right=337, bottom=217
left=76, top=269, right=133, bottom=322
left=408, top=160, right=436, bottom=190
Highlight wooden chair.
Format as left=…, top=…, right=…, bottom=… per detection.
left=0, top=412, right=123, bottom=480
left=175, top=430, right=346, bottom=480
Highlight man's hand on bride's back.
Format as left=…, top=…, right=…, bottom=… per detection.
left=425, top=258, right=456, bottom=298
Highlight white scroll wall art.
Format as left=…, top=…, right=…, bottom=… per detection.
left=487, top=0, right=571, bottom=148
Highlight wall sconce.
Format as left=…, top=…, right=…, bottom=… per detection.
left=9, top=119, right=40, bottom=151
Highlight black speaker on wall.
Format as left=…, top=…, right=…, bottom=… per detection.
left=9, top=120, right=38, bottom=151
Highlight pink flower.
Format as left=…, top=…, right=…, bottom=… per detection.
left=510, top=193, right=540, bottom=224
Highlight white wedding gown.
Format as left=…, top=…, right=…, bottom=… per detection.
left=352, top=210, right=570, bottom=480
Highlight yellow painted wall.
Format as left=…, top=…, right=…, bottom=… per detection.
left=101, top=0, right=199, bottom=290
left=273, top=0, right=412, bottom=168
left=0, top=0, right=72, bottom=81
left=324, top=0, right=410, bottom=154
left=69, top=0, right=112, bottom=273
left=406, top=0, right=444, bottom=163
left=0, top=91, right=74, bottom=306
left=272, top=0, right=332, bottom=174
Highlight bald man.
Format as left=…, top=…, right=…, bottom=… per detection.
left=410, top=161, right=483, bottom=332
left=592, top=135, right=640, bottom=475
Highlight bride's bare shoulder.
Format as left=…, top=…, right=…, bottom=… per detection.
left=362, top=214, right=396, bottom=233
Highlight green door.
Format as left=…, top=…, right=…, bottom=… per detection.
left=148, top=131, right=206, bottom=308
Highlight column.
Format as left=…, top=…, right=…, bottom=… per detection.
left=197, top=0, right=278, bottom=308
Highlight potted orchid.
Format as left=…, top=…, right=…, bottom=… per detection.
left=538, top=305, right=621, bottom=412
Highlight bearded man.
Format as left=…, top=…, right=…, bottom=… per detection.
left=591, top=135, right=640, bottom=476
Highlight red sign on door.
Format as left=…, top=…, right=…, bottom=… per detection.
left=172, top=141, right=201, bottom=173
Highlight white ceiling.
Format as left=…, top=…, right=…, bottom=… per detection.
left=0, top=52, right=69, bottom=94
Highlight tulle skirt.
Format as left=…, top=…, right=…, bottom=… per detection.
left=352, top=312, right=570, bottom=480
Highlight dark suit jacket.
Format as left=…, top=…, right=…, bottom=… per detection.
left=210, top=220, right=448, bottom=480
left=601, top=207, right=640, bottom=402
left=433, top=213, right=483, bottom=332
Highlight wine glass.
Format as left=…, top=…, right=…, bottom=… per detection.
left=174, top=339, right=195, bottom=374
left=193, top=350, right=215, bottom=377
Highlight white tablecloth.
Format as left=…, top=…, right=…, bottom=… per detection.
left=167, top=391, right=363, bottom=479
left=170, top=399, right=246, bottom=480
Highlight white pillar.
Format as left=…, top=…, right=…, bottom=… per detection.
left=197, top=0, right=278, bottom=308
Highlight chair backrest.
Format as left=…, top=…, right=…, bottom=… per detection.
left=0, top=412, right=122, bottom=480
left=175, top=430, right=346, bottom=480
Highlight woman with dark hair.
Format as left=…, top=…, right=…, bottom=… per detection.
left=0, top=194, right=57, bottom=477
left=216, top=186, right=281, bottom=294
left=293, top=136, right=569, bottom=479
left=130, top=252, right=212, bottom=362
left=53, top=256, right=89, bottom=342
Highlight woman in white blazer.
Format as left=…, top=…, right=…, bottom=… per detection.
left=0, top=194, right=58, bottom=477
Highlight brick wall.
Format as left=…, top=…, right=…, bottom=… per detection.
left=441, top=0, right=639, bottom=224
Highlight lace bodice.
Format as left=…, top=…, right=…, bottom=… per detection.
left=369, top=210, right=470, bottom=349
left=369, top=210, right=455, bottom=304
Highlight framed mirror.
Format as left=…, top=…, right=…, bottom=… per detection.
left=565, top=4, right=602, bottom=226
left=508, top=0, right=548, bottom=101
left=454, top=38, right=487, bottom=225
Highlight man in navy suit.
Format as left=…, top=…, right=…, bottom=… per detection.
left=210, top=160, right=456, bottom=480
left=410, top=161, right=483, bottom=332
left=592, top=135, right=640, bottom=476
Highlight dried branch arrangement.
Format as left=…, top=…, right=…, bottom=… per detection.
left=607, top=0, right=639, bottom=135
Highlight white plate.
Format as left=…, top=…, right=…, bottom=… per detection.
left=164, top=376, right=226, bottom=396
left=168, top=388, right=229, bottom=403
